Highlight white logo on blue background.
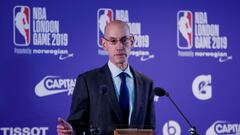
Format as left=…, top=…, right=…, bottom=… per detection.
left=192, top=74, right=212, bottom=100
left=35, top=76, right=76, bottom=97
left=163, top=120, right=181, bottom=135
left=206, top=121, right=240, bottom=135
left=97, top=8, right=155, bottom=61
left=0, top=127, right=48, bottom=135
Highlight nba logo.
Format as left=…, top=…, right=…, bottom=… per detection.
left=97, top=8, right=113, bottom=48
left=177, top=10, right=193, bottom=49
left=13, top=6, right=30, bottom=46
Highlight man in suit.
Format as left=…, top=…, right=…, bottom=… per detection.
left=57, top=20, right=155, bottom=135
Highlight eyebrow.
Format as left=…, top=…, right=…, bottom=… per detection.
left=107, top=36, right=128, bottom=39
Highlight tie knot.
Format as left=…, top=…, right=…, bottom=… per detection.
left=119, top=72, right=127, bottom=80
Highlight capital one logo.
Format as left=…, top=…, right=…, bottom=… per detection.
left=206, top=121, right=240, bottom=135
left=13, top=6, right=31, bottom=46
left=177, top=10, right=193, bottom=49
left=97, top=8, right=113, bottom=48
left=192, top=74, right=212, bottom=100
left=35, top=76, right=76, bottom=97
left=163, top=120, right=181, bottom=135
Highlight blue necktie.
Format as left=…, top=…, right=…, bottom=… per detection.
left=119, top=72, right=129, bottom=125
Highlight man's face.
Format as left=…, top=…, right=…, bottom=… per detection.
left=102, top=22, right=133, bottom=66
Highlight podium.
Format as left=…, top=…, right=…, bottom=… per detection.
left=114, top=129, right=153, bottom=135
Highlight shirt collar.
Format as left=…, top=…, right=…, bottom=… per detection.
left=108, top=60, right=133, bottom=78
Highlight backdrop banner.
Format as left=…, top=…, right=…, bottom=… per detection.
left=1, top=1, right=239, bottom=135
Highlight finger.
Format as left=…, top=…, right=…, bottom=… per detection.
left=57, top=125, right=65, bottom=129
left=58, top=133, right=70, bottom=135
left=57, top=117, right=69, bottom=128
left=57, top=117, right=71, bottom=127
left=57, top=117, right=66, bottom=124
left=58, top=129, right=73, bottom=134
left=57, top=117, right=73, bottom=134
left=57, top=128, right=72, bottom=134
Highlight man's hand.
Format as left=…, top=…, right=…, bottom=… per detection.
left=57, top=117, right=73, bottom=135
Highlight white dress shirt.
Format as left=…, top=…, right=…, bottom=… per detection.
left=108, top=60, right=135, bottom=125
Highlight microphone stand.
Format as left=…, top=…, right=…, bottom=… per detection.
left=89, top=125, right=101, bottom=135
left=165, top=92, right=198, bottom=135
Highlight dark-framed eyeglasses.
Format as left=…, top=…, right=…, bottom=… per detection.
left=103, top=36, right=134, bottom=46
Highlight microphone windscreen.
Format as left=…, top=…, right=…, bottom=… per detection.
left=99, top=85, right=108, bottom=94
left=154, top=87, right=166, bottom=97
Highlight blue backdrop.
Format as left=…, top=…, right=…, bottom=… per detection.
left=1, top=0, right=240, bottom=135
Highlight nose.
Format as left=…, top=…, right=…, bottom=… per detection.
left=116, top=40, right=124, bottom=49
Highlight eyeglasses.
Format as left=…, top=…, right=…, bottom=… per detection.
left=103, top=36, right=134, bottom=46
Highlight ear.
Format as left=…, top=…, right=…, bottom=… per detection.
left=101, top=37, right=108, bottom=51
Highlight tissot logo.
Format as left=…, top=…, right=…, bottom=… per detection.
left=35, top=76, right=76, bottom=97
left=0, top=127, right=48, bottom=135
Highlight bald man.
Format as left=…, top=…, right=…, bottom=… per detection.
left=57, top=20, right=155, bottom=135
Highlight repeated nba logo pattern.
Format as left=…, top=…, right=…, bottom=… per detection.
left=97, top=8, right=113, bottom=48
left=177, top=10, right=232, bottom=63
left=177, top=11, right=193, bottom=49
left=14, top=6, right=30, bottom=46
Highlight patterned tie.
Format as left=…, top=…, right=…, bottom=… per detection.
left=119, top=72, right=130, bottom=126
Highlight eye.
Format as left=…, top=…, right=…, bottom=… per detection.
left=121, top=38, right=128, bottom=44
left=110, top=39, right=117, bottom=44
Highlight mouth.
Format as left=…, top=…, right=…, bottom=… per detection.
left=115, top=53, right=126, bottom=57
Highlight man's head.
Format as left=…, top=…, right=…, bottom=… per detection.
left=101, top=20, right=134, bottom=69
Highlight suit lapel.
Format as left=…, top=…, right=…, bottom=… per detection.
left=99, top=64, right=123, bottom=122
left=98, top=65, right=144, bottom=125
left=130, top=67, right=143, bottom=126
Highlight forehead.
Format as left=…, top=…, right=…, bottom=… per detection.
left=105, top=22, right=130, bottom=38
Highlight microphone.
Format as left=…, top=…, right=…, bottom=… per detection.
left=99, top=85, right=108, bottom=95
left=154, top=87, right=198, bottom=135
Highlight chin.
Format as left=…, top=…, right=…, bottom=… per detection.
left=116, top=59, right=126, bottom=64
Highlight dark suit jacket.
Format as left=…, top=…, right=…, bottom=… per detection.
left=68, top=64, right=155, bottom=135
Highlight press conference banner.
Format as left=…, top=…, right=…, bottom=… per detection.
left=1, top=0, right=240, bottom=135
